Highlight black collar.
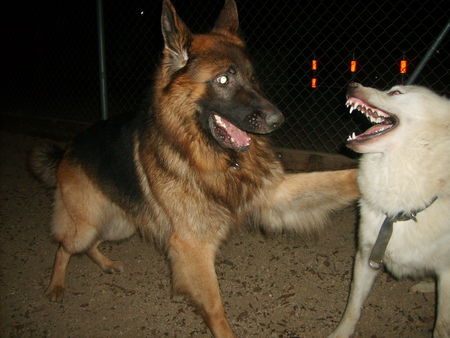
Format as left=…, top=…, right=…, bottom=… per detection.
left=369, top=196, right=438, bottom=270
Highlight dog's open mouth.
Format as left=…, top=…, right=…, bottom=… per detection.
left=346, top=97, right=398, bottom=144
left=209, top=114, right=251, bottom=152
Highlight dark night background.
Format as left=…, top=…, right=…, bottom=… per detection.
left=2, top=0, right=449, bottom=151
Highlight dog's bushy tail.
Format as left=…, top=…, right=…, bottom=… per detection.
left=29, top=143, right=65, bottom=188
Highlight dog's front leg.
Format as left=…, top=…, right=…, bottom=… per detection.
left=279, top=168, right=359, bottom=207
left=168, top=234, right=235, bottom=338
left=329, top=247, right=379, bottom=338
left=258, top=169, right=359, bottom=232
left=435, top=270, right=450, bottom=337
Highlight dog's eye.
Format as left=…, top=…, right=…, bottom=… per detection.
left=216, top=75, right=229, bottom=85
left=388, top=90, right=402, bottom=96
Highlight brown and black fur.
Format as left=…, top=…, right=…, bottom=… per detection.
left=30, top=1, right=359, bottom=337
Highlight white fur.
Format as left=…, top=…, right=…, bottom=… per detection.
left=330, top=84, right=450, bottom=338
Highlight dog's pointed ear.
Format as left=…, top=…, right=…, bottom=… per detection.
left=212, top=0, right=239, bottom=35
left=161, top=0, right=191, bottom=72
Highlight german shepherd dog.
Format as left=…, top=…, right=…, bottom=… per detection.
left=31, top=0, right=359, bottom=336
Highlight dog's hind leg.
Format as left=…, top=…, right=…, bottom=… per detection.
left=46, top=205, right=99, bottom=302
left=435, top=271, right=450, bottom=337
left=87, top=241, right=124, bottom=274
left=168, top=234, right=235, bottom=338
left=329, top=247, right=379, bottom=338
left=46, top=189, right=96, bottom=302
left=46, top=244, right=71, bottom=302
left=46, top=168, right=114, bottom=302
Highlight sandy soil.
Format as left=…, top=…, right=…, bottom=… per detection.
left=0, top=131, right=435, bottom=337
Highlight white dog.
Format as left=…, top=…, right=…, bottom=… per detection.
left=330, top=83, right=450, bottom=337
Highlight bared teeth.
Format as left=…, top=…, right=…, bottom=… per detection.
left=346, top=98, right=390, bottom=124
left=345, top=97, right=395, bottom=143
left=347, top=132, right=357, bottom=141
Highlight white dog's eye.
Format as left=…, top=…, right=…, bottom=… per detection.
left=216, top=75, right=229, bottom=85
left=388, top=90, right=402, bottom=96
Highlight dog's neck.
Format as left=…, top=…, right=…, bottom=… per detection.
left=358, top=145, right=445, bottom=216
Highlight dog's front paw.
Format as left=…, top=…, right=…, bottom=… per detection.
left=328, top=326, right=354, bottom=338
left=434, top=320, right=450, bottom=338
left=45, top=285, right=65, bottom=303
left=328, top=332, right=348, bottom=338
left=409, top=280, right=435, bottom=294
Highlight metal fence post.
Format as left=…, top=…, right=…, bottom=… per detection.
left=407, top=20, right=450, bottom=85
left=97, top=0, right=109, bottom=120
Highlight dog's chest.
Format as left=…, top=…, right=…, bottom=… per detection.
left=361, top=200, right=450, bottom=278
left=358, top=152, right=450, bottom=277
left=386, top=222, right=450, bottom=278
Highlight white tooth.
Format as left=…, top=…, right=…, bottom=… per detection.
left=216, top=116, right=226, bottom=128
left=349, top=106, right=354, bottom=114
left=352, top=132, right=356, bottom=139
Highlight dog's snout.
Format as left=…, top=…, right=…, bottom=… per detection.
left=347, top=82, right=362, bottom=98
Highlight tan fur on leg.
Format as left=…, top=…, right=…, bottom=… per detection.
left=168, top=234, right=235, bottom=338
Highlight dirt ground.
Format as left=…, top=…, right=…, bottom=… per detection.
left=0, top=130, right=436, bottom=337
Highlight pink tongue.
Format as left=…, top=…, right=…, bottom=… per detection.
left=221, top=117, right=251, bottom=146
left=358, top=123, right=392, bottom=139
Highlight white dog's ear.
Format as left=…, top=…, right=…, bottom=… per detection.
left=212, top=0, right=240, bottom=36
left=161, top=0, right=191, bottom=72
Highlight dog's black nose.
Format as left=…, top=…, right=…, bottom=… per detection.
left=264, top=110, right=285, bottom=130
left=348, top=82, right=360, bottom=89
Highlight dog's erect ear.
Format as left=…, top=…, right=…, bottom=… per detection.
left=161, top=0, right=191, bottom=72
left=212, top=0, right=239, bottom=35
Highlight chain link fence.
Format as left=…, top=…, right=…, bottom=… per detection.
left=5, top=0, right=449, bottom=153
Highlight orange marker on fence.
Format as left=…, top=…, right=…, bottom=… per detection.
left=350, top=60, right=357, bottom=73
left=311, top=59, right=318, bottom=88
left=400, top=59, right=408, bottom=74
